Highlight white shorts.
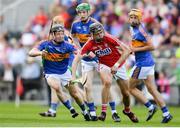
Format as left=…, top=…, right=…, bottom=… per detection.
left=98, top=63, right=128, bottom=80
left=130, top=65, right=155, bottom=79
left=81, top=60, right=98, bottom=73
left=45, top=69, right=71, bottom=87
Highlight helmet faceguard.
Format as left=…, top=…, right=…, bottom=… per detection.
left=90, top=23, right=104, bottom=34
left=90, top=23, right=105, bottom=42
left=51, top=24, right=64, bottom=43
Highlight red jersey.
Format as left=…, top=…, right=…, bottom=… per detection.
left=81, top=33, right=124, bottom=68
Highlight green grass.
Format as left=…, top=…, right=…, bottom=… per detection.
left=0, top=102, right=179, bottom=127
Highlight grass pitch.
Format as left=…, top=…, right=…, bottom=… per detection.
left=0, top=102, right=179, bottom=127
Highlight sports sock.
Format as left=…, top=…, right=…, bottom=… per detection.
left=109, top=101, right=117, bottom=114
left=161, top=106, right=170, bottom=117
left=124, top=106, right=130, bottom=113
left=50, top=103, right=58, bottom=112
left=63, top=100, right=72, bottom=110
left=144, top=101, right=154, bottom=111
left=87, top=102, right=96, bottom=116
left=102, top=104, right=107, bottom=113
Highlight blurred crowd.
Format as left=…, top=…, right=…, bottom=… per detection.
left=0, top=0, right=180, bottom=103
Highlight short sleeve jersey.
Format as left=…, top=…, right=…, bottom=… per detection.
left=37, top=40, right=76, bottom=74
left=81, top=33, right=124, bottom=68
left=129, top=25, right=154, bottom=67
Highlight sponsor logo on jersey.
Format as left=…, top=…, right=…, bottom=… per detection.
left=95, top=47, right=112, bottom=57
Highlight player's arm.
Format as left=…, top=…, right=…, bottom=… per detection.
left=28, top=41, right=47, bottom=57
left=106, top=34, right=131, bottom=68
left=132, top=25, right=155, bottom=52
left=132, top=36, right=155, bottom=52
left=28, top=48, right=43, bottom=57
left=71, top=34, right=81, bottom=49
left=71, top=41, right=92, bottom=80
left=71, top=52, right=82, bottom=80
left=112, top=42, right=131, bottom=73
left=70, top=22, right=81, bottom=49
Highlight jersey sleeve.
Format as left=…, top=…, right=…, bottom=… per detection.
left=36, top=40, right=47, bottom=51
left=71, top=22, right=76, bottom=35
left=106, top=33, right=121, bottom=46
left=67, top=43, right=77, bottom=53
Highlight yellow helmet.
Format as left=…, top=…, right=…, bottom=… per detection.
left=128, top=9, right=142, bottom=20
left=52, top=15, right=64, bottom=26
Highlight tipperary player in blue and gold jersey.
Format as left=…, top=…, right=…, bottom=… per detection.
left=38, top=16, right=86, bottom=119
left=128, top=9, right=172, bottom=123
left=29, top=24, right=91, bottom=121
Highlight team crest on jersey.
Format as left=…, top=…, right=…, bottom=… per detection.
left=95, top=47, right=112, bottom=57
left=82, top=26, right=87, bottom=31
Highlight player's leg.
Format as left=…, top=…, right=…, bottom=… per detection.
left=144, top=75, right=173, bottom=123
left=61, top=68, right=90, bottom=121
left=116, top=79, right=138, bottom=123
left=114, top=64, right=138, bottom=122
left=46, top=75, right=78, bottom=118
left=39, top=88, right=59, bottom=117
left=108, top=90, right=121, bottom=122
left=98, top=64, right=112, bottom=121
left=129, top=78, right=158, bottom=121
left=129, top=78, right=150, bottom=103
left=83, top=71, right=98, bottom=120
left=67, top=83, right=91, bottom=121
left=76, top=84, right=87, bottom=103
left=129, top=66, right=158, bottom=121
left=68, top=65, right=87, bottom=105
left=81, top=61, right=98, bottom=121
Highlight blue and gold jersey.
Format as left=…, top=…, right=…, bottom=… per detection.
left=38, top=40, right=76, bottom=74
left=129, top=25, right=154, bottom=67
left=71, top=18, right=97, bottom=62
left=71, top=18, right=96, bottom=47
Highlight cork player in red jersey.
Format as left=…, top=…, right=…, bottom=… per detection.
left=72, top=22, right=139, bottom=122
